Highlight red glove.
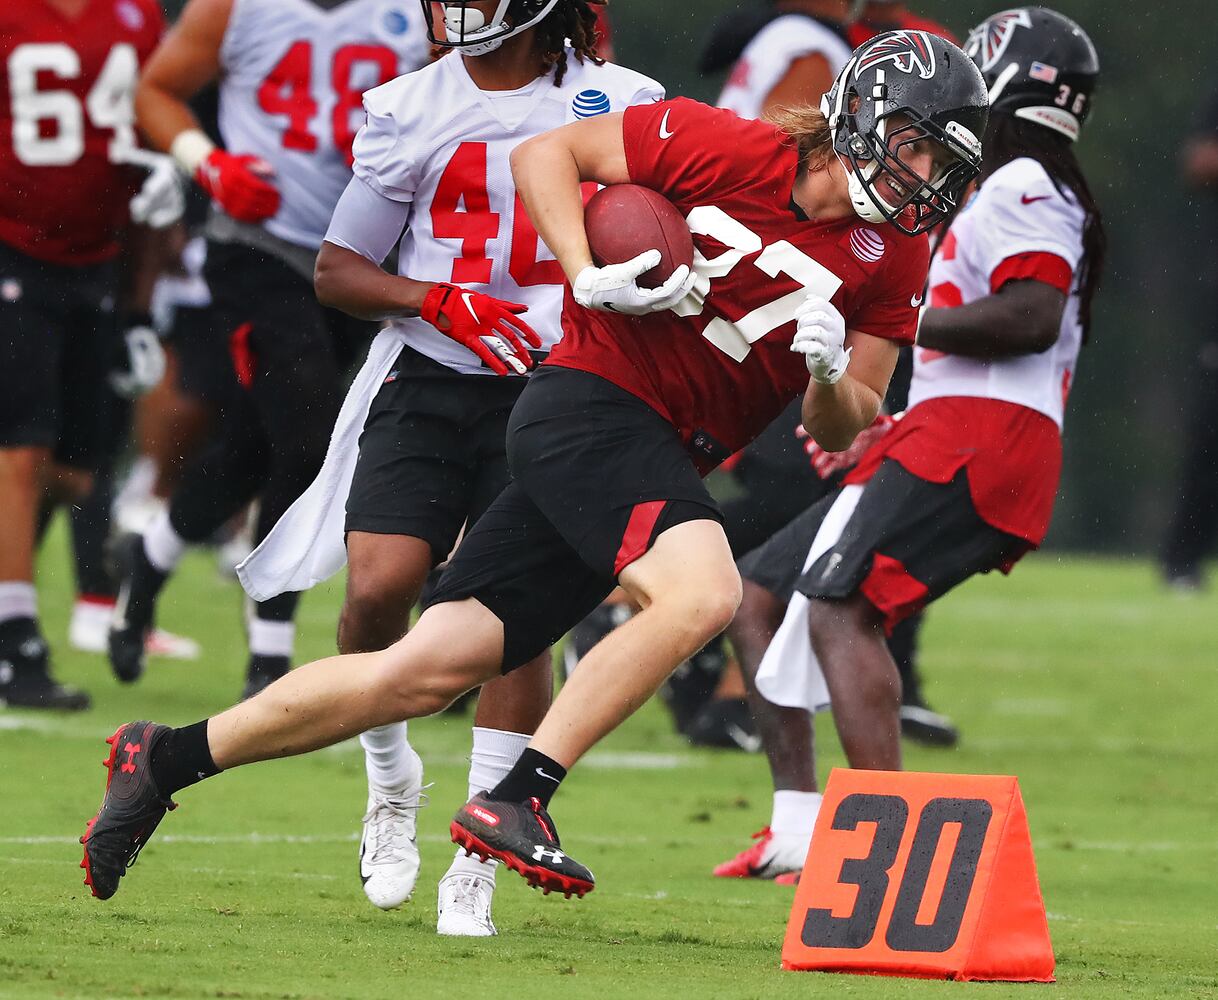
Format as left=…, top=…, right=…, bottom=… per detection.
left=796, top=412, right=898, bottom=479
left=196, top=150, right=281, bottom=223
left=420, top=282, right=541, bottom=376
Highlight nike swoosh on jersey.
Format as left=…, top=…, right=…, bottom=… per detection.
left=658, top=109, right=675, bottom=140
left=1021, top=194, right=1051, bottom=205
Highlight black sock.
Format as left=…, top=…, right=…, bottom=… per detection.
left=150, top=720, right=220, bottom=796
left=486, top=748, right=567, bottom=809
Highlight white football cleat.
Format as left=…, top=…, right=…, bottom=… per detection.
left=359, top=754, right=424, bottom=910
left=68, top=597, right=200, bottom=660
left=436, top=873, right=497, bottom=937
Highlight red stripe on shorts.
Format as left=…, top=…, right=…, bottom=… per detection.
left=859, top=552, right=930, bottom=636
left=229, top=322, right=255, bottom=389
left=614, top=500, right=665, bottom=576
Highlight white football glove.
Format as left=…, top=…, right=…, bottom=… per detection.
left=791, top=293, right=850, bottom=385
left=126, top=150, right=186, bottom=229
left=573, top=250, right=695, bottom=316
left=109, top=325, right=167, bottom=398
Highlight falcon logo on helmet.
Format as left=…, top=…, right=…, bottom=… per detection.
left=967, top=9, right=1034, bottom=73
left=856, top=30, right=938, bottom=80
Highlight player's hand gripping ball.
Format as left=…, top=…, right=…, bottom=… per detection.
left=579, top=184, right=695, bottom=315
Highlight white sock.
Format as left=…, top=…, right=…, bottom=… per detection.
left=143, top=510, right=186, bottom=573
left=360, top=722, right=414, bottom=794
left=0, top=582, right=37, bottom=624
left=771, top=789, right=823, bottom=842
left=248, top=617, right=295, bottom=659
left=447, top=727, right=530, bottom=880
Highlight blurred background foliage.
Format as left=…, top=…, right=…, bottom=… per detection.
left=161, top=0, right=1211, bottom=553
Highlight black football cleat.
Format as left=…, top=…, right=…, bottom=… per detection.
left=899, top=697, right=960, bottom=748
left=108, top=535, right=168, bottom=684
left=241, top=653, right=289, bottom=700
left=685, top=697, right=762, bottom=753
left=451, top=793, right=594, bottom=899
left=0, top=625, right=90, bottom=711
left=80, top=721, right=177, bottom=900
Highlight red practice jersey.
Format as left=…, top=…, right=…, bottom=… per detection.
left=848, top=12, right=958, bottom=48
left=548, top=98, right=929, bottom=466
left=0, top=0, right=163, bottom=265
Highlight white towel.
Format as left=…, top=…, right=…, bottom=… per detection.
left=237, top=328, right=405, bottom=601
left=754, top=485, right=863, bottom=714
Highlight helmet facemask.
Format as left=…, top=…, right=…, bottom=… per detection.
left=421, top=0, right=561, bottom=57
left=839, top=102, right=981, bottom=235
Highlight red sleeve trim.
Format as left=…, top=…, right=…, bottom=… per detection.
left=990, top=252, right=1073, bottom=294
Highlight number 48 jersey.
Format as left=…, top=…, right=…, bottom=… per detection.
left=217, top=0, right=431, bottom=249
left=0, top=0, right=164, bottom=264
left=352, top=51, right=664, bottom=374
left=548, top=98, right=930, bottom=465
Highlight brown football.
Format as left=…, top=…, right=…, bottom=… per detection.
left=584, top=184, right=695, bottom=289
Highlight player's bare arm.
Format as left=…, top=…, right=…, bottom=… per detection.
left=314, top=243, right=435, bottom=321
left=801, top=330, right=897, bottom=451
left=510, top=112, right=629, bottom=282
left=134, top=0, right=231, bottom=151
left=917, top=279, right=1067, bottom=358
left=1183, top=136, right=1218, bottom=189
left=761, top=53, right=835, bottom=119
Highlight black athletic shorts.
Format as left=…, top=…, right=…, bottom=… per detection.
left=430, top=365, right=724, bottom=671
left=789, top=459, right=1026, bottom=632
left=200, top=241, right=373, bottom=409
left=0, top=242, right=118, bottom=467
left=737, top=488, right=838, bottom=605
left=171, top=303, right=234, bottom=407
left=345, top=345, right=528, bottom=563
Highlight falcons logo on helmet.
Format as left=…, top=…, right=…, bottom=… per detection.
left=966, top=9, right=1034, bottom=72
left=856, top=30, right=937, bottom=80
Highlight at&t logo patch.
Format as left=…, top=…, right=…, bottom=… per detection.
left=572, top=90, right=611, bottom=119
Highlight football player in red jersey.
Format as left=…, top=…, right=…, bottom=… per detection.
left=0, top=0, right=180, bottom=710
left=80, top=31, right=987, bottom=901
left=848, top=0, right=957, bottom=48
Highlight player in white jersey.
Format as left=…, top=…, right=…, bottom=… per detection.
left=718, top=7, right=1104, bottom=880
left=717, top=1, right=853, bottom=121
left=295, top=0, right=658, bottom=933
left=106, top=0, right=431, bottom=695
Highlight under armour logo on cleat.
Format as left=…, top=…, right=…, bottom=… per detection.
left=532, top=846, right=565, bottom=864
left=121, top=742, right=142, bottom=774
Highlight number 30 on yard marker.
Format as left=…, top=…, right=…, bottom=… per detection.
left=782, top=769, right=1055, bottom=983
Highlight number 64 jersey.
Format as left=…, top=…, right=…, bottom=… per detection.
left=548, top=97, right=931, bottom=467
left=351, top=51, right=663, bottom=374
left=0, top=0, right=163, bottom=264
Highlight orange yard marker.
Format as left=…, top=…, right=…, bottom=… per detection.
left=781, top=769, right=1054, bottom=982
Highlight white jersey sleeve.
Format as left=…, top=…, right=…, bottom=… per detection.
left=351, top=86, right=420, bottom=203
left=909, top=157, right=1089, bottom=428
left=717, top=15, right=852, bottom=121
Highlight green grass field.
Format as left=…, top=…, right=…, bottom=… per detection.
left=2, top=528, right=1216, bottom=999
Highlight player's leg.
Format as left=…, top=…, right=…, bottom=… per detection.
left=890, top=612, right=960, bottom=747
left=715, top=496, right=838, bottom=879
left=801, top=460, right=1025, bottom=772
left=0, top=247, right=92, bottom=709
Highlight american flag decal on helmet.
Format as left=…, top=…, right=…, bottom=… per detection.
left=966, top=9, right=1034, bottom=72
left=856, top=30, right=937, bottom=80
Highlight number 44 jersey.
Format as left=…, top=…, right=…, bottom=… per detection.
left=548, top=97, right=931, bottom=465
left=0, top=0, right=163, bottom=264
left=217, top=0, right=431, bottom=249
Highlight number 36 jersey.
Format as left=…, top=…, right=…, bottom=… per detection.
left=547, top=98, right=930, bottom=464
left=0, top=0, right=163, bottom=264
left=217, top=0, right=431, bottom=248
left=352, top=51, right=663, bottom=374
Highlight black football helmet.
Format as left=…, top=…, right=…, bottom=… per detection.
left=821, top=30, right=989, bottom=236
left=421, top=0, right=561, bottom=56
left=965, top=7, right=1099, bottom=142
